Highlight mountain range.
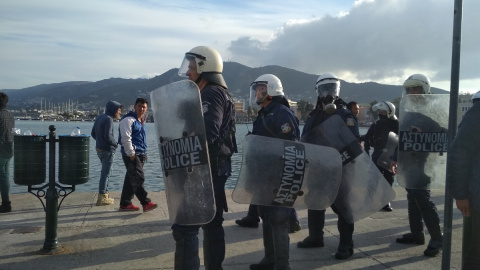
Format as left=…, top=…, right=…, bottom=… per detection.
left=2, top=62, right=448, bottom=109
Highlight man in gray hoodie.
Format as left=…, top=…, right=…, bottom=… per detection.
left=91, top=100, right=122, bottom=206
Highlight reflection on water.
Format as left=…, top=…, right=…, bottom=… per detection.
left=10, top=120, right=367, bottom=194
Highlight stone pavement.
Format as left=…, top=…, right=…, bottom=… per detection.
left=0, top=188, right=464, bottom=270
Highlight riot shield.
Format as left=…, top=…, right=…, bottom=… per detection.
left=150, top=80, right=215, bottom=225
left=232, top=135, right=342, bottom=211
left=397, top=94, right=449, bottom=189
left=377, top=132, right=398, bottom=172
left=301, top=114, right=396, bottom=223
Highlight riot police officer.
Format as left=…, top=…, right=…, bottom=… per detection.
left=249, top=74, right=300, bottom=270
left=297, top=73, right=359, bottom=260
left=390, top=74, right=443, bottom=257
left=173, top=46, right=237, bottom=270
left=362, top=101, right=399, bottom=211
left=472, top=90, right=480, bottom=104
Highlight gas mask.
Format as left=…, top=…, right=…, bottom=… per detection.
left=321, top=95, right=336, bottom=114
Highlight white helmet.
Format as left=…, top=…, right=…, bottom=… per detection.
left=178, top=46, right=227, bottom=88
left=471, top=91, right=480, bottom=104
left=316, top=72, right=340, bottom=98
left=372, top=101, right=396, bottom=119
left=249, top=74, right=284, bottom=106
left=403, top=74, right=431, bottom=96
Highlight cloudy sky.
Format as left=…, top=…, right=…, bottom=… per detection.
left=1, top=0, right=479, bottom=93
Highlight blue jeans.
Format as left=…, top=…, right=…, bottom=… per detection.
left=97, top=150, right=115, bottom=194
left=0, top=157, right=11, bottom=202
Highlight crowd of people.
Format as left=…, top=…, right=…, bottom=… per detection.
left=1, top=45, right=479, bottom=270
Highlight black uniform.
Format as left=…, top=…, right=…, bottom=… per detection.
left=251, top=100, right=299, bottom=270
left=394, top=111, right=443, bottom=256
left=363, top=116, right=399, bottom=186
left=172, top=83, right=236, bottom=270
left=299, top=104, right=359, bottom=259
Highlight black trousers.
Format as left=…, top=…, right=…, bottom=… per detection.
left=120, top=155, right=151, bottom=206
left=462, top=211, right=480, bottom=270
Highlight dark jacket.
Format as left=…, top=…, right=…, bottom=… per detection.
left=91, top=101, right=122, bottom=152
left=302, top=105, right=359, bottom=139
left=448, top=102, right=480, bottom=212
left=201, top=83, right=237, bottom=162
left=363, top=117, right=399, bottom=161
left=0, top=109, right=14, bottom=159
left=253, top=101, right=300, bottom=140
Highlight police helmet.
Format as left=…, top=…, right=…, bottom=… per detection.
left=372, top=101, right=396, bottom=119
left=249, top=74, right=284, bottom=106
left=178, top=46, right=227, bottom=88
left=316, top=73, right=340, bottom=98
left=472, top=91, right=480, bottom=104
left=403, top=74, right=431, bottom=96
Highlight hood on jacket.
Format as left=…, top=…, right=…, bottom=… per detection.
left=105, top=100, right=122, bottom=117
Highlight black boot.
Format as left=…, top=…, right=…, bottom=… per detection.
left=335, top=240, right=354, bottom=260
left=252, top=220, right=276, bottom=270
left=396, top=233, right=425, bottom=245
left=250, top=262, right=274, bottom=270
left=235, top=215, right=259, bottom=228
left=417, top=196, right=442, bottom=257
left=335, top=215, right=354, bottom=260
left=288, top=219, right=301, bottom=233
left=297, top=209, right=324, bottom=248
left=397, top=191, right=425, bottom=245
left=0, top=201, right=11, bottom=213
left=251, top=225, right=275, bottom=270
left=297, top=235, right=324, bottom=248
left=381, top=203, right=393, bottom=212
left=424, top=238, right=442, bottom=257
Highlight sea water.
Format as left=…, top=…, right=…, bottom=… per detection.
left=9, top=120, right=367, bottom=194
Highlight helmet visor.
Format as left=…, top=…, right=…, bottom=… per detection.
left=249, top=81, right=268, bottom=107
left=178, top=53, right=205, bottom=77
left=316, top=82, right=339, bottom=97
left=403, top=86, right=424, bottom=97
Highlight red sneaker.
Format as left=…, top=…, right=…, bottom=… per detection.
left=143, top=202, right=158, bottom=212
left=119, top=204, right=140, bottom=211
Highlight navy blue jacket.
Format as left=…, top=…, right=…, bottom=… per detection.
left=118, top=110, right=147, bottom=156
left=252, top=101, right=300, bottom=140
left=201, top=83, right=236, bottom=161
left=302, top=105, right=359, bottom=139
left=448, top=102, right=480, bottom=212
left=91, top=100, right=121, bottom=152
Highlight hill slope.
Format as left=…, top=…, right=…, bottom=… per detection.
left=3, top=62, right=447, bottom=108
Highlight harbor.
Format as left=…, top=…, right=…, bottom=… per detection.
left=0, top=188, right=464, bottom=270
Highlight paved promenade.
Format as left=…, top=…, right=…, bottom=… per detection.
left=0, top=187, right=464, bottom=270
